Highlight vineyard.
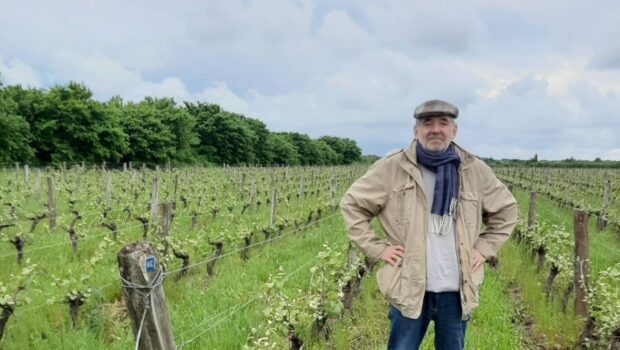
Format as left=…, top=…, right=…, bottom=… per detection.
left=0, top=164, right=619, bottom=349
left=0, top=164, right=370, bottom=349
left=495, top=168, right=620, bottom=349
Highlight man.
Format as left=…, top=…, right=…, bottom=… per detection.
left=340, top=99, right=517, bottom=350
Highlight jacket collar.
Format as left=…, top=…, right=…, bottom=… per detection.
left=402, top=140, right=475, bottom=169
left=398, top=140, right=476, bottom=182
left=398, top=141, right=475, bottom=202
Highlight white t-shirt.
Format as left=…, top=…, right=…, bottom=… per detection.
left=420, top=165, right=460, bottom=292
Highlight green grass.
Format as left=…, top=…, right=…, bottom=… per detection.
left=168, top=214, right=348, bottom=350
left=314, top=184, right=620, bottom=350
left=1, top=212, right=347, bottom=349
left=4, top=166, right=618, bottom=349
left=504, top=188, right=620, bottom=348
left=497, top=241, right=581, bottom=348
left=311, top=218, right=525, bottom=350
left=1, top=166, right=367, bottom=350
left=316, top=261, right=525, bottom=349
left=0, top=208, right=354, bottom=349
left=514, top=188, right=620, bottom=277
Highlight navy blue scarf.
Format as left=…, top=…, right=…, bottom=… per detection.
left=416, top=142, right=461, bottom=235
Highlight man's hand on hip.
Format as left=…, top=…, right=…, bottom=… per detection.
left=381, top=245, right=405, bottom=267
left=472, top=248, right=486, bottom=271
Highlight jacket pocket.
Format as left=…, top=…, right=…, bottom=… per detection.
left=376, top=263, right=403, bottom=303
left=471, top=264, right=485, bottom=290
left=388, top=183, right=415, bottom=242
left=465, top=265, right=485, bottom=309
left=459, top=191, right=480, bottom=242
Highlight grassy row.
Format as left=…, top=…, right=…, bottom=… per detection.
left=314, top=255, right=526, bottom=349
left=499, top=188, right=620, bottom=348
left=306, top=182, right=620, bottom=349
left=1, top=211, right=348, bottom=349
left=304, top=217, right=526, bottom=350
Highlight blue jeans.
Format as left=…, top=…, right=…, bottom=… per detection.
left=387, top=292, right=467, bottom=350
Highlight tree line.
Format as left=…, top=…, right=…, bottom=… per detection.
left=483, top=157, right=620, bottom=169
left=0, top=80, right=362, bottom=166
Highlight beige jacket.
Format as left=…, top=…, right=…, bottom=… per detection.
left=340, top=141, right=517, bottom=319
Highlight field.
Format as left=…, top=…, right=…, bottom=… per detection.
left=0, top=165, right=619, bottom=349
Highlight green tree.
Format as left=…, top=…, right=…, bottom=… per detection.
left=41, top=82, right=128, bottom=163
left=0, top=85, right=34, bottom=163
left=5, top=82, right=128, bottom=164
left=318, top=136, right=362, bottom=164
left=244, top=117, right=270, bottom=165
left=313, top=139, right=339, bottom=165
left=280, top=132, right=319, bottom=165
left=266, top=133, right=300, bottom=165
left=0, top=78, right=366, bottom=167
left=121, top=97, right=197, bottom=164
left=185, top=102, right=255, bottom=165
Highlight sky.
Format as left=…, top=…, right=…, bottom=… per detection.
left=1, top=0, right=620, bottom=160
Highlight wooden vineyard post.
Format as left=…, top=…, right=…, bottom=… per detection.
left=158, top=202, right=174, bottom=256
left=598, top=179, right=611, bottom=231
left=250, top=179, right=257, bottom=210
left=528, top=191, right=537, bottom=230
left=574, top=210, right=590, bottom=318
left=347, top=243, right=361, bottom=268
left=342, top=243, right=363, bottom=310
left=330, top=177, right=337, bottom=209
left=47, top=176, right=56, bottom=231
left=24, top=165, right=29, bottom=184
left=239, top=171, right=245, bottom=193
left=105, top=174, right=113, bottom=203
left=35, top=169, right=41, bottom=200
left=159, top=202, right=174, bottom=238
left=131, top=171, right=136, bottom=194
left=299, top=174, right=305, bottom=198
left=270, top=188, right=277, bottom=227
left=150, top=177, right=159, bottom=225
left=527, top=176, right=538, bottom=250
left=118, top=242, right=175, bottom=350
left=173, top=174, right=179, bottom=203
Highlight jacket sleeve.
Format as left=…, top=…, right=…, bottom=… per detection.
left=340, top=159, right=390, bottom=261
left=474, top=163, right=518, bottom=261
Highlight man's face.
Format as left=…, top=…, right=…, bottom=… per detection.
left=414, top=115, right=458, bottom=153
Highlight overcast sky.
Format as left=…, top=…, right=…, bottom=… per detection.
left=1, top=0, right=619, bottom=160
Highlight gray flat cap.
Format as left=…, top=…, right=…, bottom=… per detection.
left=414, top=99, right=459, bottom=119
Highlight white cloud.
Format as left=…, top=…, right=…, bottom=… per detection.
left=246, top=90, right=320, bottom=131
left=195, top=83, right=251, bottom=116
left=1, top=0, right=620, bottom=159
left=459, top=69, right=620, bottom=160
left=358, top=0, right=487, bottom=54
left=0, top=57, right=42, bottom=87
left=50, top=50, right=191, bottom=102
left=316, top=9, right=374, bottom=57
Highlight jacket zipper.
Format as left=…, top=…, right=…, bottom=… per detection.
left=457, top=168, right=468, bottom=306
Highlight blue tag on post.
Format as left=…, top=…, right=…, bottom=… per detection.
left=145, top=256, right=156, bottom=272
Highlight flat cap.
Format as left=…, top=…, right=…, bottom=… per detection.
left=413, top=99, right=459, bottom=119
